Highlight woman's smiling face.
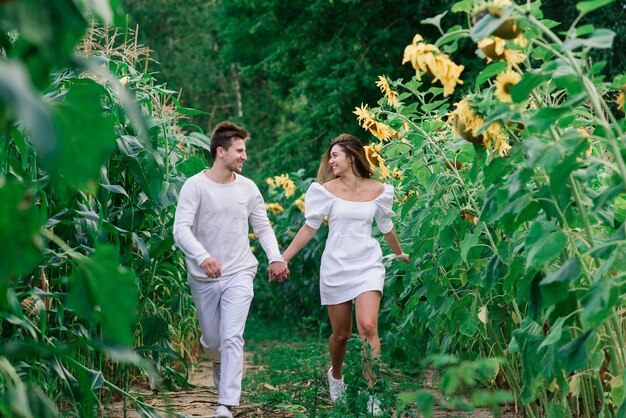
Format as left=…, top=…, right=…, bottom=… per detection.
left=329, top=144, right=353, bottom=177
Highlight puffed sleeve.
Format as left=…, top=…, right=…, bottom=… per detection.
left=304, top=182, right=334, bottom=230
left=374, top=184, right=395, bottom=234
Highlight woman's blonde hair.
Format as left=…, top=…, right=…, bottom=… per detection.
left=317, top=134, right=373, bottom=183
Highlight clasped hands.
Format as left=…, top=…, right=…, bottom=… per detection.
left=268, top=261, right=290, bottom=282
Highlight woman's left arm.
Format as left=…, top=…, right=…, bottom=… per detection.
left=383, top=226, right=409, bottom=264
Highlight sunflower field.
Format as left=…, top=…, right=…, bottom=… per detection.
left=2, top=0, right=626, bottom=417
left=261, top=0, right=626, bottom=416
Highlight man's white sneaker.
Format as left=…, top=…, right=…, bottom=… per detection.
left=327, top=367, right=346, bottom=404
left=212, top=362, right=221, bottom=388
left=367, top=395, right=382, bottom=416
left=214, top=404, right=232, bottom=418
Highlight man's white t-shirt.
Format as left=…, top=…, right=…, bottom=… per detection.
left=173, top=171, right=283, bottom=280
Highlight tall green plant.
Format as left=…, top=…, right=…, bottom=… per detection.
left=350, top=0, right=626, bottom=416
left=1, top=2, right=209, bottom=415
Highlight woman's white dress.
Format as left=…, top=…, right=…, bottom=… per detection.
left=304, top=182, right=395, bottom=305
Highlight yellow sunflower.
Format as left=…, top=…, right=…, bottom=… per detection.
left=403, top=34, right=464, bottom=96
left=390, top=168, right=404, bottom=179
left=354, top=104, right=377, bottom=129
left=618, top=85, right=625, bottom=112
left=448, top=98, right=484, bottom=144
left=265, top=202, right=284, bottom=215
left=293, top=195, right=305, bottom=212
left=484, top=122, right=512, bottom=156
left=478, top=37, right=525, bottom=66
left=474, top=0, right=522, bottom=40
left=353, top=104, right=398, bottom=141
left=448, top=97, right=511, bottom=156
left=401, top=189, right=418, bottom=202
left=494, top=70, right=521, bottom=103
left=376, top=76, right=400, bottom=108
left=269, top=174, right=296, bottom=197
left=364, top=143, right=391, bottom=179
left=370, top=122, right=397, bottom=141
left=365, top=143, right=383, bottom=167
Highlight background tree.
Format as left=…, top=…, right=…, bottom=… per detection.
left=124, top=0, right=461, bottom=180
left=125, top=0, right=625, bottom=183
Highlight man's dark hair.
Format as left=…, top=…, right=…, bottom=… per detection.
left=209, top=121, right=249, bottom=160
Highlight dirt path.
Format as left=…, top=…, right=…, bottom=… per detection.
left=105, top=352, right=226, bottom=418
left=107, top=352, right=521, bottom=418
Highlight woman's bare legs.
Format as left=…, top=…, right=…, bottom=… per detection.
left=355, top=291, right=382, bottom=387
left=327, top=301, right=353, bottom=379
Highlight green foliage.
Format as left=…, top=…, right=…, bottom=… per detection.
left=242, top=318, right=408, bottom=417
left=345, top=0, right=626, bottom=416
left=0, top=182, right=45, bottom=307
left=126, top=0, right=468, bottom=185
left=251, top=170, right=327, bottom=320
left=1, top=3, right=205, bottom=415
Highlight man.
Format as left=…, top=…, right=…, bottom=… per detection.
left=173, top=121, right=289, bottom=418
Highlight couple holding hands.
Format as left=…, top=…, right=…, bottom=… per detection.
left=173, top=121, right=408, bottom=418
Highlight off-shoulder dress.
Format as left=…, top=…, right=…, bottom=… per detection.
left=303, top=182, right=395, bottom=305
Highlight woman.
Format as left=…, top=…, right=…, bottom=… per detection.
left=282, top=134, right=409, bottom=416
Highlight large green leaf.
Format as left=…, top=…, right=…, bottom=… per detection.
left=525, top=221, right=567, bottom=269
left=539, top=317, right=567, bottom=349
left=581, top=276, right=619, bottom=327
left=482, top=254, right=508, bottom=293
left=469, top=9, right=512, bottom=42
left=459, top=229, right=481, bottom=263
left=141, top=314, right=171, bottom=346
left=526, top=107, right=572, bottom=134
left=510, top=71, right=550, bottom=103
left=540, top=257, right=581, bottom=306
left=511, top=319, right=560, bottom=403
left=0, top=182, right=45, bottom=307
left=47, top=79, right=117, bottom=190
left=67, top=244, right=139, bottom=345
left=559, top=329, right=595, bottom=372
left=562, top=28, right=616, bottom=51
left=0, top=61, right=56, bottom=154
left=575, top=0, right=615, bottom=17
left=475, top=62, right=508, bottom=88
left=0, top=384, right=60, bottom=418
left=3, top=0, right=87, bottom=89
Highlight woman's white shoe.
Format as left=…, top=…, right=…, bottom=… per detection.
left=327, top=367, right=346, bottom=404
left=367, top=395, right=382, bottom=416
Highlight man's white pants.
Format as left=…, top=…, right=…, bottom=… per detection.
left=187, top=270, right=254, bottom=406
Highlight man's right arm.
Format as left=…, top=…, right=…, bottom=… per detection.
left=173, top=181, right=212, bottom=267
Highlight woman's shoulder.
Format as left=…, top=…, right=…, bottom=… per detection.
left=364, top=179, right=388, bottom=194
left=321, top=179, right=341, bottom=193
left=307, top=181, right=334, bottom=198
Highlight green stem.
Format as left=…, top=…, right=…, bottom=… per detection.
left=568, top=176, right=596, bottom=254
left=611, top=314, right=626, bottom=367
left=580, top=376, right=593, bottom=418
left=485, top=325, right=536, bottom=418
left=581, top=77, right=626, bottom=184
left=434, top=29, right=470, bottom=48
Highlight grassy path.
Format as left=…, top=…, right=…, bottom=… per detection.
left=240, top=317, right=521, bottom=417
left=106, top=316, right=521, bottom=417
